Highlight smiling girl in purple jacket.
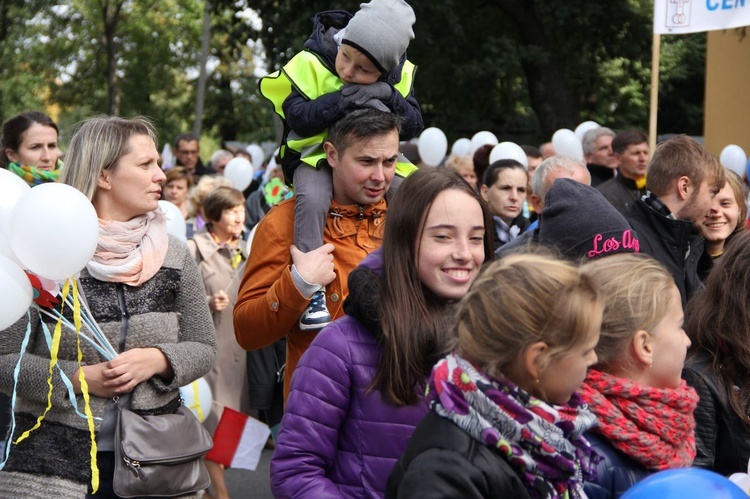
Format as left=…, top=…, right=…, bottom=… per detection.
left=269, top=168, right=494, bottom=498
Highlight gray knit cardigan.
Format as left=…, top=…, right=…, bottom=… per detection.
left=0, top=236, right=217, bottom=497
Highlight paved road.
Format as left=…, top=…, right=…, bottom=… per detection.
left=222, top=447, right=274, bottom=498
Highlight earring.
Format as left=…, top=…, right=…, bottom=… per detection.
left=535, top=378, right=540, bottom=383
left=648, top=363, right=653, bottom=369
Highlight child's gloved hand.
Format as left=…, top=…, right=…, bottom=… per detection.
left=361, top=99, right=390, bottom=113
left=341, top=82, right=393, bottom=108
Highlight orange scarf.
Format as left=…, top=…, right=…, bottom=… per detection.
left=86, top=210, right=169, bottom=286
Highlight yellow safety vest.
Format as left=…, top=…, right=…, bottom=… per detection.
left=259, top=50, right=418, bottom=178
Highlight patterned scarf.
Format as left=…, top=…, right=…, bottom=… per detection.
left=86, top=210, right=169, bottom=286
left=580, top=369, right=698, bottom=470
left=427, top=353, right=600, bottom=499
left=8, top=161, right=61, bottom=186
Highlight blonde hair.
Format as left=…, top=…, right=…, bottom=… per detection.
left=455, top=253, right=603, bottom=384
left=444, top=154, right=474, bottom=176
left=59, top=115, right=157, bottom=200
left=187, top=175, right=232, bottom=218
left=580, top=253, right=675, bottom=371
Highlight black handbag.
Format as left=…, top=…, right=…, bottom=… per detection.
left=112, top=397, right=213, bottom=498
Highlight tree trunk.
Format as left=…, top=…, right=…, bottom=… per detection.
left=193, top=0, right=211, bottom=137
left=495, top=0, right=578, bottom=136
left=102, top=0, right=124, bottom=116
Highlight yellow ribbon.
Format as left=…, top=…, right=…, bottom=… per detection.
left=14, top=278, right=100, bottom=492
left=14, top=280, right=70, bottom=444
left=73, top=278, right=99, bottom=493
left=191, top=381, right=205, bottom=422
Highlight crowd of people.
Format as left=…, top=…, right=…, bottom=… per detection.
left=2, top=0, right=750, bottom=498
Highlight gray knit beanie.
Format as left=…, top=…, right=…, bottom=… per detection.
left=538, top=178, right=640, bottom=260
left=342, top=0, right=416, bottom=73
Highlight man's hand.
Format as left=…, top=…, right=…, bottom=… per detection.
left=290, top=243, right=336, bottom=287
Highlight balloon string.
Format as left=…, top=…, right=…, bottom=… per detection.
left=72, top=278, right=99, bottom=493
left=14, top=279, right=71, bottom=444
left=191, top=381, right=205, bottom=422
left=0, top=311, right=33, bottom=471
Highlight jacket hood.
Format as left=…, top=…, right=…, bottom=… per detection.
left=343, top=247, right=384, bottom=342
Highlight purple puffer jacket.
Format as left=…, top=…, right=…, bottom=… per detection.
left=270, top=251, right=428, bottom=498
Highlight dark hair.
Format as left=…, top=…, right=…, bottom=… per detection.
left=482, top=159, right=527, bottom=187
left=326, top=109, right=402, bottom=155
left=374, top=168, right=494, bottom=406
left=611, top=130, right=647, bottom=155
left=173, top=132, right=199, bottom=150
left=1, top=111, right=59, bottom=168
left=472, top=144, right=493, bottom=188
left=202, top=186, right=245, bottom=222
left=686, top=230, right=750, bottom=430
left=647, top=135, right=725, bottom=198
left=521, top=145, right=542, bottom=159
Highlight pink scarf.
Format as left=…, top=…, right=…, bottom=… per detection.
left=87, top=210, right=169, bottom=286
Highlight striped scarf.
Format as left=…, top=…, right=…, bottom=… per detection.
left=8, top=161, right=61, bottom=186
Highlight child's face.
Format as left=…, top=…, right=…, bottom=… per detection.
left=644, top=285, right=691, bottom=389
left=336, top=45, right=382, bottom=85
left=536, top=327, right=600, bottom=406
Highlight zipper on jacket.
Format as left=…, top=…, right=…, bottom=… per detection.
left=116, top=283, right=129, bottom=353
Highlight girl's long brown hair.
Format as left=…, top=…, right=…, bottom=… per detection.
left=686, top=230, right=750, bottom=429
left=373, top=168, right=494, bottom=406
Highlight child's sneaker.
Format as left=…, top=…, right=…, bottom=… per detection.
left=299, top=290, right=331, bottom=330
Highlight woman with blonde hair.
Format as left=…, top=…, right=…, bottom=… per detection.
left=0, top=116, right=216, bottom=497
left=579, top=253, right=697, bottom=499
left=388, top=253, right=603, bottom=498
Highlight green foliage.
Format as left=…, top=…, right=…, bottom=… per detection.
left=0, top=0, right=706, bottom=151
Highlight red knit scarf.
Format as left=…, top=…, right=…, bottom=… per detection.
left=580, top=369, right=698, bottom=470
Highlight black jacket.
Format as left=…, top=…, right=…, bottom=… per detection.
left=598, top=174, right=646, bottom=216
left=583, top=432, right=651, bottom=499
left=386, top=412, right=532, bottom=498
left=626, top=198, right=704, bottom=310
left=587, top=163, right=616, bottom=188
left=683, top=350, right=750, bottom=476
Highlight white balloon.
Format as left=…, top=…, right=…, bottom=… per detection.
left=470, top=131, right=499, bottom=155
left=451, top=138, right=472, bottom=157
left=245, top=144, right=265, bottom=173
left=10, top=183, right=99, bottom=281
left=551, top=129, right=585, bottom=162
left=720, top=144, right=747, bottom=177
left=224, top=157, right=254, bottom=191
left=0, top=169, right=31, bottom=238
left=158, top=200, right=187, bottom=241
left=489, top=142, right=529, bottom=168
left=418, top=127, right=448, bottom=167
left=0, top=254, right=32, bottom=330
left=574, top=121, right=600, bottom=142
left=179, top=377, right=213, bottom=423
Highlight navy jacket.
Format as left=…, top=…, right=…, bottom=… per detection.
left=583, top=432, right=651, bottom=499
